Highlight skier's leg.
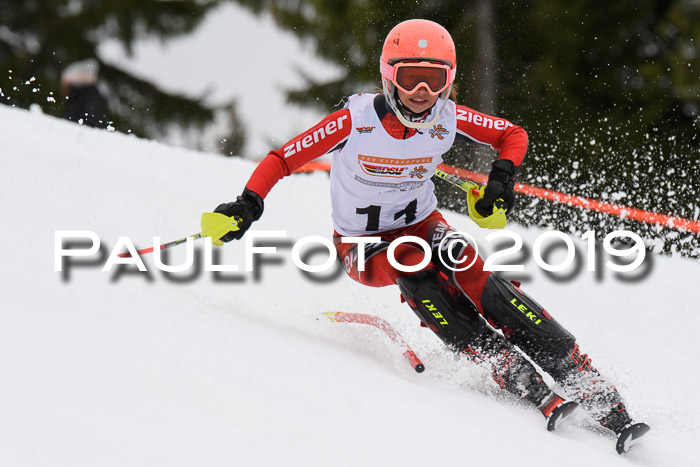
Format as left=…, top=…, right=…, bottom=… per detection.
left=334, top=217, right=571, bottom=421
left=396, top=268, right=560, bottom=410
left=336, top=229, right=556, bottom=406
left=478, top=274, right=576, bottom=367
left=467, top=326, right=578, bottom=430
left=421, top=215, right=635, bottom=432
left=396, top=268, right=485, bottom=350
left=476, top=274, right=634, bottom=432
left=384, top=214, right=576, bottom=413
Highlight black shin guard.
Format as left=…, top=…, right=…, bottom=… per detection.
left=480, top=274, right=576, bottom=370
left=396, top=269, right=553, bottom=405
left=396, top=269, right=485, bottom=351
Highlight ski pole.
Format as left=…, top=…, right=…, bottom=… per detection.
left=434, top=167, right=507, bottom=229
left=434, top=167, right=480, bottom=194
left=118, top=233, right=205, bottom=258
left=118, top=212, right=241, bottom=258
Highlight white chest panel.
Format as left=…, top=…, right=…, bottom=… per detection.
left=330, top=93, right=457, bottom=236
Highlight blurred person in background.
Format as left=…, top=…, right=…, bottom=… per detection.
left=61, top=58, right=107, bottom=128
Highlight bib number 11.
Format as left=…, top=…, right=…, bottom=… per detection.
left=356, top=199, right=417, bottom=231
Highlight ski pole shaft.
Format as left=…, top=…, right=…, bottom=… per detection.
left=324, top=311, right=425, bottom=373
left=435, top=167, right=507, bottom=218
left=434, top=168, right=480, bottom=194
left=117, top=212, right=240, bottom=258
left=118, top=233, right=205, bottom=258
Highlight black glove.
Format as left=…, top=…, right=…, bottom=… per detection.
left=214, top=188, right=264, bottom=242
left=474, top=159, right=516, bottom=217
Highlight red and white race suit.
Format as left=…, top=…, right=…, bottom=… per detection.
left=246, top=92, right=527, bottom=237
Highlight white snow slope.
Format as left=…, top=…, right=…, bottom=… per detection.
left=1, top=106, right=698, bottom=467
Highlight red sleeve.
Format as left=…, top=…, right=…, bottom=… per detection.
left=455, top=105, right=528, bottom=167
left=245, top=109, right=351, bottom=198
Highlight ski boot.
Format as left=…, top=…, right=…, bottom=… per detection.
left=538, top=392, right=579, bottom=432
left=524, top=373, right=578, bottom=431
left=601, top=402, right=650, bottom=454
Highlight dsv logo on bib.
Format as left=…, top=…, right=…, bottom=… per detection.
left=358, top=155, right=433, bottom=178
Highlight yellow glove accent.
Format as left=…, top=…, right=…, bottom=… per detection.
left=200, top=212, right=241, bottom=246
left=467, top=186, right=508, bottom=229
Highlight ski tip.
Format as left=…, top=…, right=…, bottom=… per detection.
left=414, top=363, right=425, bottom=373
left=323, top=311, right=341, bottom=322
left=616, top=422, right=650, bottom=454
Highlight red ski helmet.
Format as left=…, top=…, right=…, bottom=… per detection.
left=380, top=19, right=457, bottom=128
left=381, top=19, right=457, bottom=68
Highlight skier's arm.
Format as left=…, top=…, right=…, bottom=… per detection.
left=213, top=109, right=352, bottom=243
left=454, top=105, right=528, bottom=167
left=454, top=105, right=528, bottom=216
left=246, top=109, right=351, bottom=198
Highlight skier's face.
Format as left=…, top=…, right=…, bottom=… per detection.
left=397, top=86, right=439, bottom=115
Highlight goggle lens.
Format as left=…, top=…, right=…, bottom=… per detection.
left=395, top=66, right=448, bottom=94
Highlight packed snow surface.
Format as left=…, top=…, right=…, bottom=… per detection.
left=1, top=106, right=698, bottom=466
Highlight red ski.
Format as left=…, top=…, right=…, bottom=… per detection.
left=324, top=311, right=425, bottom=373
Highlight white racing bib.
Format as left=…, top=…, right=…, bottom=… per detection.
left=330, top=93, right=457, bottom=236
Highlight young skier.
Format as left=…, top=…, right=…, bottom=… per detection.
left=209, top=19, right=649, bottom=453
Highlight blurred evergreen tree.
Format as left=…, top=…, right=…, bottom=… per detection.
left=0, top=0, right=238, bottom=145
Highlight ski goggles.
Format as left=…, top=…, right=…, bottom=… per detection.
left=380, top=60, right=455, bottom=96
